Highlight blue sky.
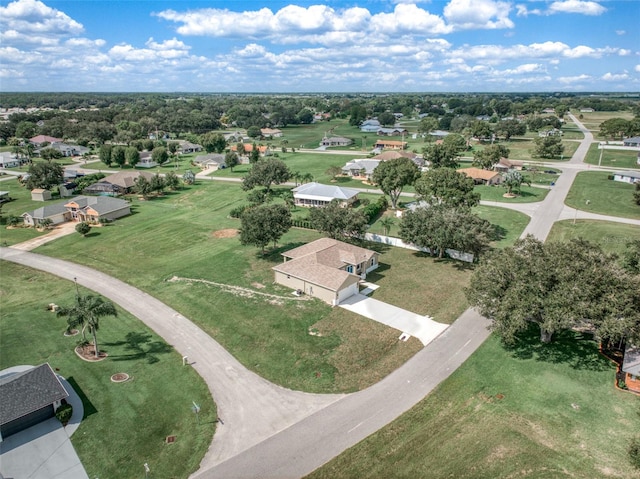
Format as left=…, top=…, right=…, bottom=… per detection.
left=0, top=0, right=638, bottom=92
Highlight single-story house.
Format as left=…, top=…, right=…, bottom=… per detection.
left=360, top=119, right=381, bottom=132
left=230, top=144, right=270, bottom=156
left=539, top=128, right=563, bottom=137
left=22, top=195, right=130, bottom=226
left=179, top=141, right=203, bottom=154
left=376, top=127, right=407, bottom=136
left=136, top=151, right=157, bottom=168
left=31, top=188, right=52, bottom=202
left=493, top=158, right=524, bottom=173
left=47, top=143, right=90, bottom=157
left=194, top=153, right=226, bottom=170
left=0, top=364, right=69, bottom=440
left=542, top=108, right=556, bottom=114
left=273, top=238, right=379, bottom=305
left=320, top=136, right=352, bottom=147
left=579, top=108, right=594, bottom=113
left=622, top=136, right=640, bottom=147
left=84, top=171, right=154, bottom=196
left=372, top=150, right=424, bottom=167
left=457, top=167, right=503, bottom=185
left=261, top=128, right=283, bottom=138
left=0, top=152, right=22, bottom=168
left=373, top=140, right=407, bottom=151
left=29, top=135, right=62, bottom=147
left=0, top=191, right=11, bottom=204
left=341, top=159, right=381, bottom=180
left=293, top=182, right=359, bottom=207
left=622, top=345, right=640, bottom=394
left=612, top=171, right=640, bottom=184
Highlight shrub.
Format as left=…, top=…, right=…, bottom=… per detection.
left=55, top=403, right=73, bottom=425
left=229, top=205, right=250, bottom=219
left=629, top=437, right=640, bottom=469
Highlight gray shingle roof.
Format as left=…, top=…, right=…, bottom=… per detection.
left=0, top=364, right=68, bottom=425
left=23, top=203, right=68, bottom=220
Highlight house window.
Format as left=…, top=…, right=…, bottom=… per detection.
left=346, top=265, right=353, bottom=273
left=286, top=275, right=290, bottom=279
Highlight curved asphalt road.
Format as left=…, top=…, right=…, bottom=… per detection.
left=0, top=247, right=344, bottom=469
left=2, top=113, right=637, bottom=479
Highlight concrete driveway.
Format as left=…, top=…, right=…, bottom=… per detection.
left=339, top=294, right=448, bottom=346
left=0, top=366, right=88, bottom=479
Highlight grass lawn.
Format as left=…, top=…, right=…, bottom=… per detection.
left=474, top=205, right=530, bottom=248
left=565, top=171, right=640, bottom=220
left=307, top=330, right=640, bottom=479
left=583, top=143, right=640, bottom=170
left=476, top=184, right=549, bottom=203
left=496, top=138, right=579, bottom=162
left=574, top=110, right=635, bottom=134
left=209, top=151, right=367, bottom=186
left=367, top=206, right=529, bottom=251
left=547, top=220, right=640, bottom=256
left=28, top=181, right=471, bottom=393
left=0, top=262, right=215, bottom=479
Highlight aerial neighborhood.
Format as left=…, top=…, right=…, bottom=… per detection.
left=1, top=90, right=639, bottom=479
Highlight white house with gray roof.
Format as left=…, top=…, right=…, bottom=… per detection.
left=292, top=182, right=359, bottom=207
left=341, top=159, right=381, bottom=180
left=612, top=170, right=640, bottom=184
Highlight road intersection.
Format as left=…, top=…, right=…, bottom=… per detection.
left=1, top=113, right=638, bottom=478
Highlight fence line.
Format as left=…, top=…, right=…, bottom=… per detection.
left=364, top=233, right=474, bottom=263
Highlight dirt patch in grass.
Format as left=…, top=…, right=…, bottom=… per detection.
left=75, top=342, right=108, bottom=361
left=212, top=228, right=239, bottom=238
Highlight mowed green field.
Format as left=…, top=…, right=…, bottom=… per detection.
left=26, top=181, right=474, bottom=393
left=307, top=331, right=640, bottom=479
left=574, top=110, right=635, bottom=134
left=0, top=263, right=215, bottom=479
left=565, top=171, right=640, bottom=220
left=583, top=143, right=640, bottom=170
left=548, top=220, right=640, bottom=256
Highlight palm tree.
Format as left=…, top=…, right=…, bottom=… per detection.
left=57, top=293, right=117, bottom=358
left=302, top=172, right=314, bottom=184
left=379, top=216, right=395, bottom=236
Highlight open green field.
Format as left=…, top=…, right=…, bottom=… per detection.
left=481, top=138, right=578, bottom=162
left=209, top=151, right=366, bottom=186
left=24, top=181, right=473, bottom=393
left=565, top=171, right=640, bottom=220
left=574, top=110, right=635, bottom=134
left=0, top=263, right=215, bottom=479
left=308, top=331, right=640, bottom=479
left=584, top=143, right=640, bottom=170
left=476, top=183, right=549, bottom=203
left=547, top=220, right=640, bottom=256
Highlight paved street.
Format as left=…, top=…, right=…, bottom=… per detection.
left=1, top=112, right=638, bottom=479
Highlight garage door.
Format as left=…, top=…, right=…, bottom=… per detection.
left=0, top=404, right=54, bottom=439
left=337, top=282, right=359, bottom=304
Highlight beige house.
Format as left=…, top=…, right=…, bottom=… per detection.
left=22, top=195, right=131, bottom=227
left=493, top=158, right=524, bottom=173
left=273, top=238, right=379, bottom=305
left=457, top=167, right=503, bottom=185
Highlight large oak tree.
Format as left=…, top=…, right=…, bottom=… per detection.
left=371, top=157, right=420, bottom=209
left=466, top=236, right=640, bottom=344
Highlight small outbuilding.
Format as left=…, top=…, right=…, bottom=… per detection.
left=31, top=188, right=52, bottom=202
left=612, top=170, right=640, bottom=184
left=0, top=364, right=69, bottom=440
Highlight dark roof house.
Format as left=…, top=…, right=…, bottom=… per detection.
left=0, top=364, right=69, bottom=439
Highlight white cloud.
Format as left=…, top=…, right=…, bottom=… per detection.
left=443, top=0, right=514, bottom=29
left=548, top=0, right=606, bottom=16
left=616, top=30, right=626, bottom=36
left=0, top=0, right=84, bottom=36
left=557, top=74, right=592, bottom=83
left=370, top=4, right=450, bottom=35
left=516, top=0, right=606, bottom=16
left=635, top=65, right=640, bottom=73
left=602, top=72, right=629, bottom=81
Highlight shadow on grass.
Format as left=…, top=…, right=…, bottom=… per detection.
left=104, top=331, right=173, bottom=364
left=83, top=231, right=100, bottom=238
left=505, top=325, right=610, bottom=371
left=67, top=376, right=97, bottom=419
